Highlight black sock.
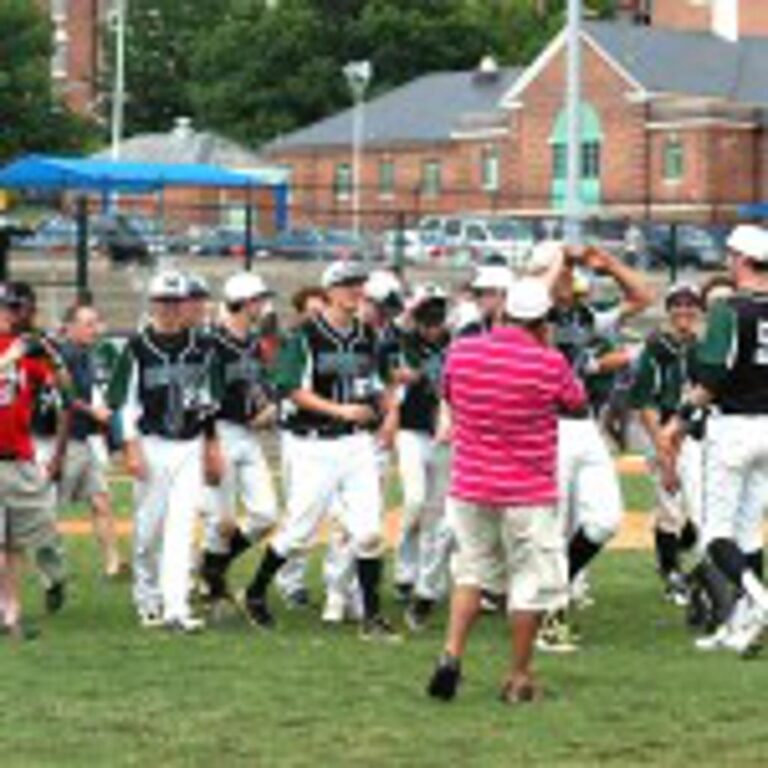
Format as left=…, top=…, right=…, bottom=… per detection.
left=692, top=559, right=735, bottom=626
left=707, top=538, right=746, bottom=588
left=246, top=545, right=286, bottom=601
left=568, top=528, right=602, bottom=582
left=654, top=529, right=680, bottom=576
left=745, top=550, right=764, bottom=580
left=356, top=558, right=382, bottom=620
left=679, top=520, right=698, bottom=551
left=227, top=528, right=252, bottom=564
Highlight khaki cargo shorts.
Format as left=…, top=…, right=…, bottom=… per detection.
left=448, top=498, right=568, bottom=614
left=37, top=438, right=108, bottom=504
left=0, top=461, right=58, bottom=551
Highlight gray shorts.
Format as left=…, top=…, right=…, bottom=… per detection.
left=0, top=461, right=58, bottom=551
left=59, top=440, right=108, bottom=504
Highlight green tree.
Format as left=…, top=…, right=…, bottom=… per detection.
left=0, top=0, right=90, bottom=162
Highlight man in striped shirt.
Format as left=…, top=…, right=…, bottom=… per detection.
left=427, top=277, right=586, bottom=704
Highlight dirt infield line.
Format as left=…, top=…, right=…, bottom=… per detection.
left=57, top=509, right=658, bottom=551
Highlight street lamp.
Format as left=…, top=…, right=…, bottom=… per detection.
left=109, top=0, right=127, bottom=160
left=343, top=60, right=372, bottom=237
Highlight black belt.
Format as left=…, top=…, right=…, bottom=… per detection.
left=288, top=425, right=362, bottom=439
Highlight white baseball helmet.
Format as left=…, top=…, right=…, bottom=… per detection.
left=223, top=272, right=272, bottom=303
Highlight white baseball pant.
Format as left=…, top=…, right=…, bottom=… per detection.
left=271, top=432, right=383, bottom=559
left=395, top=430, right=452, bottom=600
left=558, top=418, right=623, bottom=544
left=700, top=414, right=768, bottom=552
left=133, top=435, right=203, bottom=622
left=202, top=421, right=278, bottom=554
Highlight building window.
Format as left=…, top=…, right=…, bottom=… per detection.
left=663, top=134, right=685, bottom=181
left=581, top=141, right=601, bottom=179
left=553, top=144, right=567, bottom=180
left=52, top=28, right=68, bottom=79
left=334, top=163, right=352, bottom=201
left=481, top=147, right=500, bottom=192
left=378, top=159, right=395, bottom=197
left=422, top=160, right=442, bottom=198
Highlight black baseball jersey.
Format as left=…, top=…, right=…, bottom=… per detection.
left=210, top=326, right=273, bottom=426
left=108, top=326, right=218, bottom=440
left=398, top=329, right=448, bottom=434
left=276, top=314, right=386, bottom=435
left=697, top=292, right=768, bottom=414
left=58, top=340, right=100, bottom=441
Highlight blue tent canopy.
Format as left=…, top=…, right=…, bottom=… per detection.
left=0, top=154, right=289, bottom=229
left=739, top=203, right=768, bottom=219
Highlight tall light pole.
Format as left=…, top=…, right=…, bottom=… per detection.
left=343, top=60, right=372, bottom=237
left=110, top=0, right=127, bottom=160
left=564, top=0, right=583, bottom=246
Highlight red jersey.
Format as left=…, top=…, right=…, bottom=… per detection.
left=0, top=334, right=54, bottom=461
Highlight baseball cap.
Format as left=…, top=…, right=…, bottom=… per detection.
left=471, top=265, right=514, bottom=292
left=726, top=225, right=768, bottom=262
left=505, top=277, right=552, bottom=321
left=525, top=240, right=565, bottom=275
left=148, top=270, right=189, bottom=301
left=665, top=282, right=702, bottom=308
left=186, top=273, right=211, bottom=299
left=321, top=261, right=368, bottom=290
left=7, top=281, right=36, bottom=308
left=0, top=284, right=14, bottom=307
left=365, top=270, right=403, bottom=303
left=223, top=272, right=272, bottom=303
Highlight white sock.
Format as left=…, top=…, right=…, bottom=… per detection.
left=741, top=571, right=768, bottom=613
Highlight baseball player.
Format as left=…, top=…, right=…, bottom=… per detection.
left=455, top=265, right=514, bottom=337
left=528, top=241, right=653, bottom=651
left=395, top=284, right=453, bottom=630
left=199, top=272, right=279, bottom=607
left=108, top=270, right=220, bottom=632
left=0, top=284, right=70, bottom=639
left=661, top=224, right=768, bottom=655
left=629, top=283, right=703, bottom=603
left=242, top=261, right=399, bottom=640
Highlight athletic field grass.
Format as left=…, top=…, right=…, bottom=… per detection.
left=2, top=472, right=766, bottom=768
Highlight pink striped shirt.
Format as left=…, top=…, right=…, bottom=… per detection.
left=443, top=326, right=585, bottom=507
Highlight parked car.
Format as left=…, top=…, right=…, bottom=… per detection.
left=15, top=215, right=81, bottom=253
left=382, top=229, right=448, bottom=263
left=438, top=217, right=535, bottom=267
left=91, top=214, right=151, bottom=266
left=264, top=228, right=330, bottom=260
left=646, top=224, right=726, bottom=270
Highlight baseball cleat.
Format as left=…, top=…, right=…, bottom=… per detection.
left=45, top=581, right=66, bottom=615
left=427, top=654, right=462, bottom=701
left=536, top=610, right=580, bottom=654
left=694, top=623, right=731, bottom=651
left=164, top=616, right=205, bottom=634
left=664, top=572, right=690, bottom=608
left=243, top=595, right=275, bottom=629
left=138, top=609, right=164, bottom=629
left=360, top=614, right=402, bottom=643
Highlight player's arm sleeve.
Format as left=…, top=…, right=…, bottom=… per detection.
left=628, top=346, right=657, bottom=410
left=695, top=300, right=737, bottom=394
left=273, top=330, right=309, bottom=395
left=107, top=341, right=141, bottom=442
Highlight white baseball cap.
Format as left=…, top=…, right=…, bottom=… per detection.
left=410, top=282, right=447, bottom=309
left=365, top=269, right=403, bottom=303
left=471, top=265, right=514, bottom=292
left=321, top=260, right=368, bottom=289
left=525, top=240, right=565, bottom=275
left=148, top=270, right=189, bottom=301
left=223, top=272, right=272, bottom=303
left=726, top=225, right=768, bottom=262
left=506, top=277, right=552, bottom=320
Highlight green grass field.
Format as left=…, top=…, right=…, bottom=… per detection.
left=2, top=474, right=766, bottom=768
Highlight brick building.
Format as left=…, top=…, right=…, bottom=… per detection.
left=42, top=0, right=111, bottom=118
left=264, top=0, right=768, bottom=227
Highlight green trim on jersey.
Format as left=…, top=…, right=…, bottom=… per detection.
left=274, top=330, right=310, bottom=394
left=696, top=299, right=737, bottom=391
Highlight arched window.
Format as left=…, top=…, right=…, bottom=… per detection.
left=549, top=102, right=604, bottom=208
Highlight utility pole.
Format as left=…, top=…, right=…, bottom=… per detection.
left=343, top=61, right=372, bottom=238
left=564, top=0, right=583, bottom=246
left=110, top=0, right=127, bottom=160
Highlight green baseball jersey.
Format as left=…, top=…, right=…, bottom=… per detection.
left=697, top=292, right=768, bottom=414
left=276, top=314, right=386, bottom=434
left=398, top=329, right=448, bottom=434
left=629, top=330, right=697, bottom=421
left=108, top=326, right=219, bottom=440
